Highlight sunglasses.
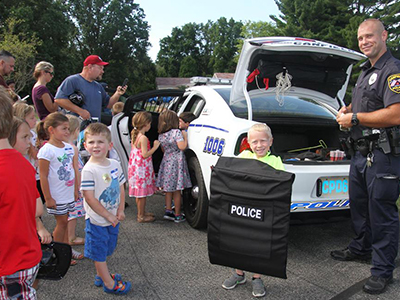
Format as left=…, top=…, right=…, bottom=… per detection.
left=45, top=70, right=54, bottom=76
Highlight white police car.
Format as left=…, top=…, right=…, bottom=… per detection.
left=111, top=37, right=366, bottom=229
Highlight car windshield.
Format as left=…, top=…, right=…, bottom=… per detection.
left=214, top=88, right=335, bottom=120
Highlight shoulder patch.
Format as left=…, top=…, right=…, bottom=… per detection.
left=388, top=74, right=400, bottom=93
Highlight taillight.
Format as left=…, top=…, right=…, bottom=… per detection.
left=239, top=136, right=251, bottom=153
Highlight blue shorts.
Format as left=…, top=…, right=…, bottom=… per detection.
left=84, top=219, right=119, bottom=262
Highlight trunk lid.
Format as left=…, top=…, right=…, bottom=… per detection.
left=230, top=37, right=366, bottom=118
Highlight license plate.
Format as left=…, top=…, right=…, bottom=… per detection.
left=316, top=177, right=349, bottom=198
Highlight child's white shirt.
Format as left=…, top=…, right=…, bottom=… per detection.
left=81, top=158, right=126, bottom=226
left=37, top=142, right=75, bottom=204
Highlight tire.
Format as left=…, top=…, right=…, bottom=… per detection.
left=183, top=156, right=209, bottom=229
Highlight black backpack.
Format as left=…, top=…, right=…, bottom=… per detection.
left=207, top=156, right=295, bottom=279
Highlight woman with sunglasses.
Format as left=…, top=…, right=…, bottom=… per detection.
left=32, top=61, right=58, bottom=120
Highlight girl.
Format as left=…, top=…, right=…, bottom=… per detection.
left=65, top=115, right=85, bottom=260
left=32, top=61, right=58, bottom=120
left=37, top=112, right=77, bottom=264
left=156, top=110, right=192, bottom=223
left=128, top=111, right=160, bottom=223
left=13, top=102, right=38, bottom=147
left=13, top=102, right=43, bottom=202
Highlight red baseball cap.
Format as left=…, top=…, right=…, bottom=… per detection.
left=83, top=55, right=109, bottom=66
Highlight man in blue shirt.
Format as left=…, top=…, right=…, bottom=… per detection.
left=55, top=55, right=126, bottom=121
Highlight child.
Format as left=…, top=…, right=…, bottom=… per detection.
left=179, top=112, right=196, bottom=131
left=81, top=123, right=131, bottom=295
left=0, top=88, right=51, bottom=299
left=108, top=101, right=125, bottom=162
left=13, top=102, right=38, bottom=147
left=156, top=110, right=192, bottom=223
left=222, top=123, right=283, bottom=298
left=13, top=102, right=42, bottom=201
left=37, top=112, right=77, bottom=264
left=65, top=115, right=86, bottom=258
left=128, top=111, right=160, bottom=223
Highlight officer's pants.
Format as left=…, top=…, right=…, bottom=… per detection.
left=348, top=150, right=400, bottom=278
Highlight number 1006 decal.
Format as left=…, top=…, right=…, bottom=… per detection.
left=203, top=136, right=225, bottom=156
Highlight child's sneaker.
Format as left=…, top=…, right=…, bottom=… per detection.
left=252, top=277, right=266, bottom=298
left=222, top=272, right=246, bottom=290
left=163, top=210, right=175, bottom=221
left=103, top=278, right=131, bottom=295
left=174, top=214, right=186, bottom=223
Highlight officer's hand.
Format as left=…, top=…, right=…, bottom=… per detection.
left=116, top=85, right=127, bottom=95
left=337, top=112, right=353, bottom=128
left=79, top=109, right=91, bottom=120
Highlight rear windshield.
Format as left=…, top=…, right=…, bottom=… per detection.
left=214, top=88, right=335, bottom=120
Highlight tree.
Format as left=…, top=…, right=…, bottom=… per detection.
left=66, top=0, right=155, bottom=93
left=0, top=17, right=41, bottom=94
left=157, top=23, right=204, bottom=77
left=235, top=21, right=278, bottom=63
left=206, top=17, right=243, bottom=73
left=0, top=0, right=77, bottom=95
left=271, top=0, right=355, bottom=48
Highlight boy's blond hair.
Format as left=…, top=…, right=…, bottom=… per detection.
left=84, top=122, right=111, bottom=143
left=112, top=102, right=124, bottom=115
left=248, top=123, right=273, bottom=140
left=0, top=87, right=13, bottom=139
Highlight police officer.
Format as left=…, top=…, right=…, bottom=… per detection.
left=332, top=19, right=400, bottom=295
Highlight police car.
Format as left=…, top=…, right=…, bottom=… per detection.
left=111, top=37, right=366, bottom=229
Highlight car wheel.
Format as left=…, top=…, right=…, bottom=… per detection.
left=183, top=156, right=208, bottom=229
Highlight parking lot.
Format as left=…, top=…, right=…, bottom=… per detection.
left=37, top=193, right=400, bottom=300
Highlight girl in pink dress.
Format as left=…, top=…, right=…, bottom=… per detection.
left=128, top=111, right=160, bottom=223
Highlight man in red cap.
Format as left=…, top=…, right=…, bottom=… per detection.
left=55, top=55, right=127, bottom=121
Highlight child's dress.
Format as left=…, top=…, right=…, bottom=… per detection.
left=68, top=153, right=86, bottom=220
left=128, top=134, right=157, bottom=197
left=156, top=129, right=192, bottom=192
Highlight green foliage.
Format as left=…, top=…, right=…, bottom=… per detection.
left=0, top=0, right=155, bottom=98
left=66, top=0, right=155, bottom=93
left=0, top=17, right=41, bottom=93
left=157, top=18, right=243, bottom=77
left=235, top=21, right=278, bottom=63
left=1, top=0, right=78, bottom=95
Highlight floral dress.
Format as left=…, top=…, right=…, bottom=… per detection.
left=156, top=129, right=192, bottom=192
left=128, top=134, right=157, bottom=197
left=68, top=153, right=86, bottom=220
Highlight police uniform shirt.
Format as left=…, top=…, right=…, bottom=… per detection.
left=351, top=51, right=400, bottom=140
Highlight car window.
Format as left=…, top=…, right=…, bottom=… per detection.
left=230, top=95, right=335, bottom=120
left=183, top=95, right=205, bottom=117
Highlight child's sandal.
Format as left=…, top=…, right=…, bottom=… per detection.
left=72, top=249, right=84, bottom=260
left=144, top=212, right=155, bottom=217
left=137, top=215, right=155, bottom=223
left=94, top=273, right=122, bottom=287
left=70, top=259, right=78, bottom=266
left=103, top=279, right=132, bottom=295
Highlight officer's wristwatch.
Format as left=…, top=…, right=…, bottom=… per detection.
left=351, top=113, right=359, bottom=126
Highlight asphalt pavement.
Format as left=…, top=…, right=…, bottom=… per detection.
left=37, top=193, right=400, bottom=300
